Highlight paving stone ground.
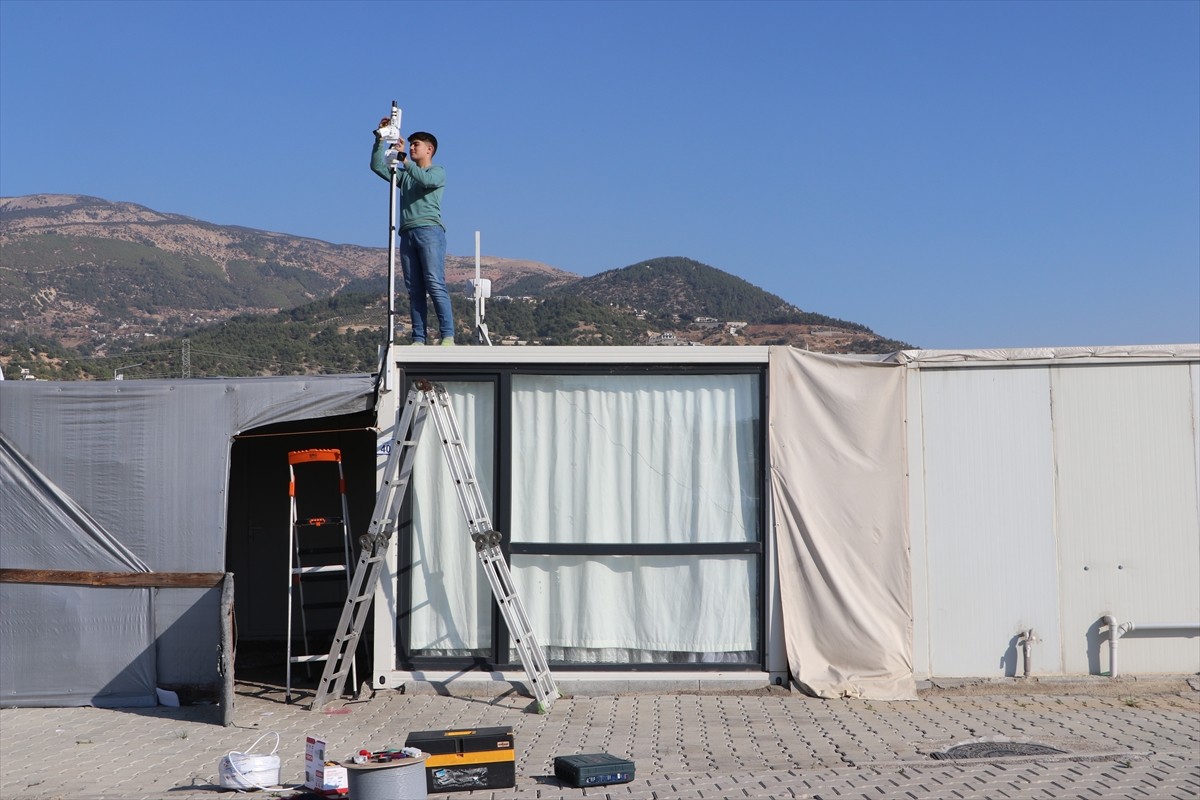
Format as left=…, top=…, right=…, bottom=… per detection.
left=1, top=678, right=1197, bottom=800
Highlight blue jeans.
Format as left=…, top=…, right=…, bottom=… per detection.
left=399, top=225, right=454, bottom=342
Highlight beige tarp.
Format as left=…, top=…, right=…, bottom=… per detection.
left=769, top=346, right=916, bottom=699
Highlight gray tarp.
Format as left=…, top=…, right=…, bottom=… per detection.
left=769, top=347, right=916, bottom=699
left=0, top=375, right=375, bottom=706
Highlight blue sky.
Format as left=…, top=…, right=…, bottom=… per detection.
left=1, top=0, right=1197, bottom=349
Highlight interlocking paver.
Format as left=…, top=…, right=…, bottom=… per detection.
left=1, top=680, right=1198, bottom=799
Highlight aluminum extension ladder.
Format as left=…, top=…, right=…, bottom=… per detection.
left=286, top=448, right=356, bottom=704
left=311, top=379, right=559, bottom=712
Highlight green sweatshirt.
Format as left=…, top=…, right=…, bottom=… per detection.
left=370, top=138, right=446, bottom=232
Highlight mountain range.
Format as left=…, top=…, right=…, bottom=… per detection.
left=0, top=194, right=910, bottom=380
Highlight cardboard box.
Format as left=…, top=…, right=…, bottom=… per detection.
left=304, top=736, right=349, bottom=796
left=404, top=726, right=515, bottom=793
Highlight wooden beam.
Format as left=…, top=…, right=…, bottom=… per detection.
left=0, top=569, right=224, bottom=588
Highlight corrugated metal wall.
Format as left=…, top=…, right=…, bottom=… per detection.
left=909, top=358, right=1200, bottom=678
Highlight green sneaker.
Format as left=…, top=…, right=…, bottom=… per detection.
left=440, top=339, right=456, bottom=347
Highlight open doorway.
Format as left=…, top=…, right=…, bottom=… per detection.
left=225, top=410, right=378, bottom=698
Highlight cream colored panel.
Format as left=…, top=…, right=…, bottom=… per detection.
left=1053, top=364, right=1200, bottom=674
left=919, top=367, right=1061, bottom=677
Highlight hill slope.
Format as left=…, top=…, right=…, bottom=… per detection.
left=1, top=194, right=910, bottom=379
left=556, top=256, right=869, bottom=328
left=0, top=194, right=578, bottom=351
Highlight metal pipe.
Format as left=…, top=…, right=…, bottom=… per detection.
left=1119, top=622, right=1200, bottom=636
left=1100, top=616, right=1199, bottom=677
left=1101, top=615, right=1119, bottom=677
left=1017, top=629, right=1037, bottom=677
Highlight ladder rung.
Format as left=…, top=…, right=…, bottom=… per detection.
left=294, top=575, right=351, bottom=588
left=293, top=565, right=346, bottom=575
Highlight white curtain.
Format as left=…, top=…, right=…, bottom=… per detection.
left=513, top=554, right=758, bottom=661
left=509, top=374, right=760, bottom=662
left=407, top=382, right=494, bottom=656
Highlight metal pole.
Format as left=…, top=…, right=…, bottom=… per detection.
left=388, top=171, right=398, bottom=344
left=383, top=168, right=398, bottom=391
left=474, top=230, right=482, bottom=334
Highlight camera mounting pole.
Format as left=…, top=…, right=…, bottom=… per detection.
left=388, top=169, right=398, bottom=345
left=382, top=100, right=402, bottom=392
left=383, top=166, right=399, bottom=391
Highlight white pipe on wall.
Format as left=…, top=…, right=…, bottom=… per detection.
left=1100, top=616, right=1200, bottom=677
left=1120, top=622, right=1200, bottom=635
left=1101, top=615, right=1118, bottom=676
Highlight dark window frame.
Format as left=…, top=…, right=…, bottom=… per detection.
left=397, top=362, right=768, bottom=672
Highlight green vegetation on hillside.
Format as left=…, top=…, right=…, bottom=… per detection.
left=3, top=234, right=338, bottom=317
left=1, top=288, right=672, bottom=379
left=1, top=196, right=913, bottom=378
left=562, top=256, right=871, bottom=330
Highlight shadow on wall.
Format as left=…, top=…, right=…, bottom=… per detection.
left=999, top=634, right=1019, bottom=678
left=1086, top=618, right=1107, bottom=676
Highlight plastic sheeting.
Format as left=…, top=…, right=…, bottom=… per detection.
left=0, top=374, right=375, bottom=706
left=0, top=436, right=150, bottom=572
left=768, top=347, right=916, bottom=699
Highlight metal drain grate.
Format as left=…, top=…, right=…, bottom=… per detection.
left=931, top=741, right=1067, bottom=760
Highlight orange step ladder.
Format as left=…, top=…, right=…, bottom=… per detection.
left=286, top=448, right=356, bottom=704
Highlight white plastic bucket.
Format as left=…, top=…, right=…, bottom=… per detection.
left=219, top=732, right=281, bottom=792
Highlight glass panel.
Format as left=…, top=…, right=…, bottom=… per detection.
left=407, top=381, right=494, bottom=658
left=511, top=554, right=758, bottom=664
left=510, top=374, right=760, bottom=545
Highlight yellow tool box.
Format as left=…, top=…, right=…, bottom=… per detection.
left=404, top=726, right=515, bottom=793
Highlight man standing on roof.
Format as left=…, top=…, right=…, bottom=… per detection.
left=371, top=120, right=455, bottom=346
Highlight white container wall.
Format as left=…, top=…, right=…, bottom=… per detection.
left=1052, top=363, right=1200, bottom=674
left=908, top=351, right=1200, bottom=678
left=910, top=366, right=1062, bottom=677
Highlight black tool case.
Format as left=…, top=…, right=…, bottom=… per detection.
left=553, top=753, right=636, bottom=787
left=405, top=726, right=515, bottom=793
